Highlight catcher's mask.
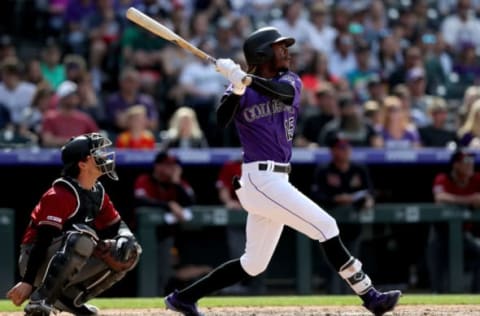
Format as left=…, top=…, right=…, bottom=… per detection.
left=61, top=132, right=118, bottom=180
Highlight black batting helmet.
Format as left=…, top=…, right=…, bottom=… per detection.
left=243, top=27, right=295, bottom=66
left=61, top=132, right=118, bottom=180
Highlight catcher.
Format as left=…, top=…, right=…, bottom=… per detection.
left=6, top=133, right=142, bottom=316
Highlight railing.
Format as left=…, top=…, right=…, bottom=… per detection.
left=0, top=147, right=478, bottom=166
left=135, top=204, right=480, bottom=296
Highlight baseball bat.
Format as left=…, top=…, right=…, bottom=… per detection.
left=125, top=7, right=252, bottom=85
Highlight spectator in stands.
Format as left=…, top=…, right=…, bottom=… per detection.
left=346, top=41, right=378, bottom=103
left=159, top=106, right=208, bottom=150
left=76, top=71, right=106, bottom=126
left=363, top=100, right=382, bottom=133
left=213, top=17, right=241, bottom=59
left=104, top=67, right=159, bottom=133
left=270, top=1, right=311, bottom=49
left=0, top=57, right=36, bottom=126
left=0, top=35, right=16, bottom=63
left=376, top=31, right=403, bottom=80
left=405, top=67, right=433, bottom=127
left=177, top=40, right=226, bottom=143
left=115, top=104, right=155, bottom=149
left=295, top=83, right=339, bottom=148
left=25, top=58, right=45, bottom=86
left=459, top=85, right=480, bottom=126
left=86, top=0, right=125, bottom=91
left=457, top=99, right=480, bottom=148
left=119, top=7, right=167, bottom=86
left=300, top=51, right=344, bottom=106
left=365, top=74, right=387, bottom=104
left=452, top=41, right=480, bottom=93
left=63, top=54, right=88, bottom=84
left=420, top=32, right=450, bottom=95
left=307, top=2, right=337, bottom=56
left=428, top=148, right=480, bottom=293
left=319, top=92, right=381, bottom=147
left=379, top=95, right=421, bottom=149
left=311, top=133, right=375, bottom=293
left=187, top=12, right=214, bottom=47
left=418, top=97, right=457, bottom=147
left=388, top=45, right=423, bottom=89
left=18, top=83, right=54, bottom=143
left=39, top=39, right=65, bottom=90
left=328, top=33, right=357, bottom=79
left=441, top=0, right=480, bottom=54
left=63, top=0, right=96, bottom=56
left=40, top=80, right=99, bottom=147
left=133, top=151, right=195, bottom=295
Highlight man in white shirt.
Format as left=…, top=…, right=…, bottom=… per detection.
left=0, top=57, right=36, bottom=125
left=441, top=0, right=480, bottom=52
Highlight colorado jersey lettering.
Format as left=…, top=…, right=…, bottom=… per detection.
left=235, top=71, right=302, bottom=163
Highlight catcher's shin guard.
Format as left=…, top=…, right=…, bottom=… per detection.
left=30, top=230, right=96, bottom=305
left=64, top=269, right=128, bottom=307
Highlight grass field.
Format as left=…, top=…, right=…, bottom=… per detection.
left=1, top=294, right=480, bottom=314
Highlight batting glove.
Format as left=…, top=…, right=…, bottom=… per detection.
left=216, top=58, right=247, bottom=87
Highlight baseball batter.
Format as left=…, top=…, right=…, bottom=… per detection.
left=165, top=27, right=401, bottom=316
left=6, top=133, right=142, bottom=316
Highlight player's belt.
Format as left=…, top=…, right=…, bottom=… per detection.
left=258, top=163, right=291, bottom=174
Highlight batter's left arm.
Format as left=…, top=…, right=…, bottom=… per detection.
left=249, top=75, right=295, bottom=104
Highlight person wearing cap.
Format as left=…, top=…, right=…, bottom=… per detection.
left=133, top=151, right=196, bottom=295
left=307, top=2, right=337, bottom=55
left=319, top=92, right=382, bottom=147
left=418, top=96, right=457, bottom=147
left=346, top=41, right=378, bottom=103
left=428, top=148, right=480, bottom=293
left=311, top=133, right=375, bottom=293
left=40, top=80, right=99, bottom=147
left=294, top=82, right=339, bottom=148
left=6, top=133, right=141, bottom=315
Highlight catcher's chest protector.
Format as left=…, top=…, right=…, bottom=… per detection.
left=53, top=177, right=105, bottom=230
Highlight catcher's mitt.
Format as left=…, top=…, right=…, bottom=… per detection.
left=93, top=236, right=141, bottom=272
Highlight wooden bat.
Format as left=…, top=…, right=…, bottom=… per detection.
left=125, top=7, right=251, bottom=85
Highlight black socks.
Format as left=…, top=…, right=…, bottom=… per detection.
left=177, top=258, right=251, bottom=303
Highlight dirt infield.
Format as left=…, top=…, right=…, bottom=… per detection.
left=3, top=305, right=480, bottom=316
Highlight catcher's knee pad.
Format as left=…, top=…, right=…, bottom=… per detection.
left=338, top=257, right=372, bottom=295
left=240, top=255, right=268, bottom=276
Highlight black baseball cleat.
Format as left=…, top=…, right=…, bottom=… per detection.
left=362, top=288, right=401, bottom=316
left=24, top=299, right=54, bottom=316
left=54, top=297, right=99, bottom=316
left=164, top=290, right=204, bottom=316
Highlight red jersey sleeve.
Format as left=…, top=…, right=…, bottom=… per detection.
left=94, top=193, right=121, bottom=230
left=432, top=173, right=448, bottom=195
left=32, top=185, right=77, bottom=230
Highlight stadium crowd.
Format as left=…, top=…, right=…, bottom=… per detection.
left=0, top=0, right=480, bottom=150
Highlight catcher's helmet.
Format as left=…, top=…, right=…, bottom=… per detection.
left=61, top=132, right=118, bottom=180
left=243, top=27, right=295, bottom=66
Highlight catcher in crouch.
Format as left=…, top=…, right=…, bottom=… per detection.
left=6, top=132, right=142, bottom=316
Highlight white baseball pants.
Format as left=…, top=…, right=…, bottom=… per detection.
left=235, top=161, right=339, bottom=276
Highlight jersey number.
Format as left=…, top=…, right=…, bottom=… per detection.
left=284, top=117, right=294, bottom=141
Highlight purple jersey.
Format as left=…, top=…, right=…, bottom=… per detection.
left=233, top=71, right=302, bottom=163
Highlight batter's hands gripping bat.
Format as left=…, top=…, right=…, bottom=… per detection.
left=125, top=7, right=252, bottom=86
